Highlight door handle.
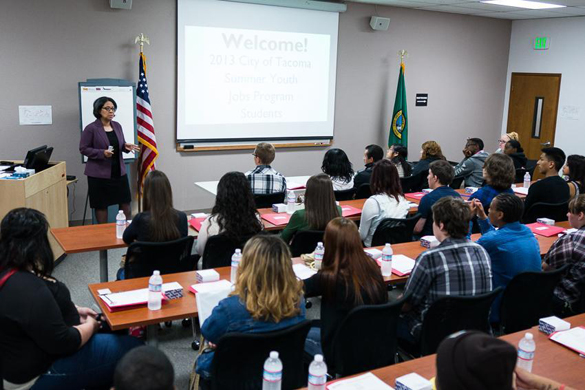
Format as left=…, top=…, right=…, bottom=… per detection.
left=540, top=141, right=551, bottom=147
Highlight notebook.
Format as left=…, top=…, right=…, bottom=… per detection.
left=327, top=372, right=394, bottom=390
left=99, top=282, right=182, bottom=312
left=189, top=217, right=207, bottom=232
left=261, top=213, right=292, bottom=226
left=405, top=192, right=426, bottom=200
left=292, top=263, right=317, bottom=280
left=341, top=205, right=362, bottom=217
left=526, top=222, right=566, bottom=237
left=550, top=326, right=585, bottom=355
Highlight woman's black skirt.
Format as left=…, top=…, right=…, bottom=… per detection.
left=87, top=175, right=131, bottom=209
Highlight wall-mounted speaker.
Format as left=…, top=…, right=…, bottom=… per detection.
left=370, top=16, right=390, bottom=31
left=110, top=0, right=132, bottom=10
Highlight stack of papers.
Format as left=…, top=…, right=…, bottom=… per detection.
left=99, top=282, right=182, bottom=312
left=550, top=326, right=585, bottom=355
left=526, top=223, right=566, bottom=237
left=292, top=263, right=317, bottom=280
left=391, top=255, right=416, bottom=276
left=327, top=372, right=393, bottom=389
left=513, top=187, right=529, bottom=196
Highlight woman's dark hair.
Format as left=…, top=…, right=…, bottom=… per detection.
left=304, top=174, right=340, bottom=230
left=370, top=159, right=403, bottom=201
left=483, top=153, right=515, bottom=191
left=492, top=193, right=524, bottom=224
left=566, top=154, right=585, bottom=185
left=321, top=149, right=354, bottom=184
left=319, top=217, right=387, bottom=306
left=505, top=139, right=523, bottom=153
left=93, top=96, right=117, bottom=119
left=143, top=170, right=181, bottom=242
left=212, top=172, right=263, bottom=241
left=0, top=208, right=54, bottom=276
left=391, top=145, right=412, bottom=177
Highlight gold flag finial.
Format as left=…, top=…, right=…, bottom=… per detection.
left=398, top=50, right=408, bottom=63
left=134, top=33, right=150, bottom=53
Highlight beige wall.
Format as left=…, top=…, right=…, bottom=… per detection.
left=0, top=1, right=511, bottom=221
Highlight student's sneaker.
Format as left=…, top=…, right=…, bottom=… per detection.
left=129, top=326, right=146, bottom=339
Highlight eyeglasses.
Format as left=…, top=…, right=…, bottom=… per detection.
left=251, top=153, right=257, bottom=157
left=498, top=139, right=507, bottom=144
left=102, top=107, right=116, bottom=112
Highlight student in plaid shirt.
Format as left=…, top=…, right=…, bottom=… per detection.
left=543, top=194, right=585, bottom=318
left=245, top=142, right=287, bottom=195
left=398, top=197, right=493, bottom=343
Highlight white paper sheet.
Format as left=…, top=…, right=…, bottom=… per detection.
left=327, top=372, right=394, bottom=390
left=194, top=280, right=233, bottom=327
left=392, top=254, right=416, bottom=275
left=293, top=263, right=317, bottom=280
left=19, top=105, right=52, bottom=125
left=550, top=327, right=585, bottom=354
left=100, top=282, right=183, bottom=307
left=513, top=187, right=529, bottom=195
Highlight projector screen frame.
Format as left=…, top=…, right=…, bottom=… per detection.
left=176, top=137, right=332, bottom=152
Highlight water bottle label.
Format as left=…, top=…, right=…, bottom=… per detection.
left=231, top=260, right=239, bottom=267
left=517, top=348, right=534, bottom=361
left=263, top=369, right=282, bottom=382
left=382, top=254, right=393, bottom=262
left=308, top=374, right=326, bottom=385
left=149, top=283, right=162, bottom=292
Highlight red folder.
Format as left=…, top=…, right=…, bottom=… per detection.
left=189, top=217, right=206, bottom=232
left=526, top=223, right=566, bottom=237
left=341, top=205, right=362, bottom=217
left=261, top=213, right=291, bottom=226
left=101, top=293, right=168, bottom=312
left=405, top=192, right=426, bottom=200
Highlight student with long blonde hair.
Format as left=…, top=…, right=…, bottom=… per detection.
left=195, top=235, right=306, bottom=380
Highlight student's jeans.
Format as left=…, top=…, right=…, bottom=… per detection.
left=31, top=333, right=143, bottom=390
left=304, top=326, right=324, bottom=358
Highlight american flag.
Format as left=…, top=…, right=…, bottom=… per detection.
left=136, top=52, right=158, bottom=192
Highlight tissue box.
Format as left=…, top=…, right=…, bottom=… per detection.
left=272, top=203, right=286, bottom=213
left=539, top=316, right=570, bottom=335
left=537, top=218, right=555, bottom=226
left=465, top=187, right=479, bottom=194
left=396, top=373, right=433, bottom=390
left=364, top=248, right=382, bottom=260
left=196, top=269, right=220, bottom=283
left=420, top=236, right=439, bottom=249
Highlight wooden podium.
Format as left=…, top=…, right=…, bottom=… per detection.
left=0, top=161, right=68, bottom=259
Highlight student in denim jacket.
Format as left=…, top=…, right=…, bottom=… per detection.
left=195, top=235, right=306, bottom=379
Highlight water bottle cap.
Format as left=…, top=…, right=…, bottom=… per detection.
left=270, top=351, right=279, bottom=359
left=318, top=242, right=323, bottom=246
left=118, top=210, right=124, bottom=214
left=235, top=249, right=241, bottom=254
left=525, top=332, right=533, bottom=340
left=385, top=243, right=391, bottom=248
left=153, top=270, right=160, bottom=276
left=314, top=354, right=323, bottom=362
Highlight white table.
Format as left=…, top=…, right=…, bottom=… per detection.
left=195, top=175, right=312, bottom=196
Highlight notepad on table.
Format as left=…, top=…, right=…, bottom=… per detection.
left=526, top=223, right=566, bottom=237
left=391, top=255, right=416, bottom=276
left=189, top=217, right=207, bottom=232
left=341, top=205, right=362, bottom=217
left=550, top=326, right=585, bottom=355
left=513, top=187, right=529, bottom=196
left=292, top=263, right=317, bottom=280
left=99, top=282, right=182, bottom=312
left=261, top=213, right=292, bottom=226
left=405, top=192, right=425, bottom=200
left=327, top=372, right=394, bottom=390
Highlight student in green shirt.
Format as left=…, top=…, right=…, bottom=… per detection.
left=281, top=174, right=341, bottom=244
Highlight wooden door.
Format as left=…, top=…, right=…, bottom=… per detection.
left=507, top=73, right=561, bottom=177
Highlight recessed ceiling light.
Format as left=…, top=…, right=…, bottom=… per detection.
left=480, top=0, right=566, bottom=9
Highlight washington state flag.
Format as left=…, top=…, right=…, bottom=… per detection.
left=389, top=62, right=408, bottom=147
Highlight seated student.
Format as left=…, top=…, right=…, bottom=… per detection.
left=435, top=331, right=576, bottom=390
left=563, top=154, right=585, bottom=200
left=245, top=142, right=286, bottom=195
left=399, top=197, right=492, bottom=344
left=495, top=131, right=519, bottom=153
left=411, top=140, right=446, bottom=177
left=195, top=172, right=263, bottom=260
left=504, top=139, right=527, bottom=169
left=280, top=174, right=341, bottom=244
left=543, top=194, right=585, bottom=318
left=353, top=144, right=383, bottom=189
left=471, top=193, right=541, bottom=322
left=454, top=138, right=489, bottom=187
left=359, top=159, right=410, bottom=247
left=304, top=217, right=388, bottom=360
left=413, top=160, right=461, bottom=237
left=195, top=235, right=306, bottom=380
left=469, top=153, right=515, bottom=211
left=388, top=144, right=412, bottom=178
left=321, top=148, right=354, bottom=190
left=0, top=208, right=142, bottom=390
left=524, top=147, right=570, bottom=216
left=113, top=346, right=175, bottom=390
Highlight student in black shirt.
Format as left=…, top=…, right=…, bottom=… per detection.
left=353, top=144, right=383, bottom=189
left=0, top=208, right=142, bottom=389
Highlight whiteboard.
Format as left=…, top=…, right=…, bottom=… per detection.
left=79, top=84, right=137, bottom=162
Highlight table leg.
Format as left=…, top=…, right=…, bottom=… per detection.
left=99, top=250, right=108, bottom=283
left=147, top=324, right=159, bottom=348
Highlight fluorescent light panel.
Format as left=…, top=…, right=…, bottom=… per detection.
left=480, top=0, right=566, bottom=9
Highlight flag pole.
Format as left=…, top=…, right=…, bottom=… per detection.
left=134, top=33, right=150, bottom=212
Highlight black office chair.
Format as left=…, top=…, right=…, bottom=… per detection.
left=329, top=293, right=410, bottom=377
left=400, top=169, right=428, bottom=193
left=205, top=320, right=311, bottom=390
left=525, top=159, right=537, bottom=177
left=400, top=287, right=503, bottom=357
left=254, top=191, right=285, bottom=209
left=289, top=230, right=324, bottom=257
left=522, top=201, right=569, bottom=224
left=371, top=214, right=421, bottom=246
left=515, top=168, right=527, bottom=184
left=450, top=175, right=465, bottom=190
left=123, top=236, right=195, bottom=279
left=333, top=188, right=356, bottom=201
left=499, top=265, right=569, bottom=335
left=354, top=184, right=372, bottom=200
left=201, top=232, right=262, bottom=269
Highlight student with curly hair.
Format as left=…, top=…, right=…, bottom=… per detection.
left=321, top=148, right=354, bottom=191
left=469, top=153, right=515, bottom=211
left=412, top=141, right=446, bottom=176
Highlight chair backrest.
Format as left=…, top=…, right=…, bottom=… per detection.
left=201, top=233, right=259, bottom=269
left=210, top=320, right=311, bottom=390
left=371, top=214, right=421, bottom=246
left=254, top=191, right=285, bottom=209
left=515, top=168, right=527, bottom=184
left=449, top=176, right=465, bottom=190
left=499, top=265, right=570, bottom=334
left=525, top=159, right=537, bottom=177
left=124, top=236, right=195, bottom=279
left=330, top=294, right=409, bottom=377
left=523, top=201, right=569, bottom=224
left=289, top=230, right=324, bottom=257
left=354, top=183, right=372, bottom=200
left=419, top=287, right=503, bottom=356
left=334, top=188, right=356, bottom=201
left=401, top=169, right=428, bottom=193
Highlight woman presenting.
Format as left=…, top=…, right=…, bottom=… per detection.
left=80, top=97, right=139, bottom=223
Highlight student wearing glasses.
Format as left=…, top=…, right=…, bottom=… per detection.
left=79, top=96, right=140, bottom=224
left=495, top=131, right=519, bottom=153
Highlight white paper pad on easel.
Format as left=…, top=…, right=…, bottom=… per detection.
left=192, top=280, right=233, bottom=327
left=293, top=263, right=317, bottom=280
left=327, top=372, right=394, bottom=389
left=550, top=326, right=585, bottom=355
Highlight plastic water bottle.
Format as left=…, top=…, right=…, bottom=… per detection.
left=286, top=191, right=296, bottom=214
left=517, top=332, right=536, bottom=372
left=230, top=249, right=242, bottom=283
left=523, top=172, right=531, bottom=188
left=116, top=210, right=126, bottom=239
left=308, top=354, right=327, bottom=390
left=314, top=242, right=325, bottom=270
left=381, top=243, right=393, bottom=277
left=262, top=351, right=282, bottom=390
left=148, top=270, right=163, bottom=311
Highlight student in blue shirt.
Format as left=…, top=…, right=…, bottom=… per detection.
left=469, top=153, right=515, bottom=211
left=471, top=193, right=541, bottom=322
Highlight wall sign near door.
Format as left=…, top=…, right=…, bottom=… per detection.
left=534, top=37, right=550, bottom=50
left=416, top=94, right=428, bottom=107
